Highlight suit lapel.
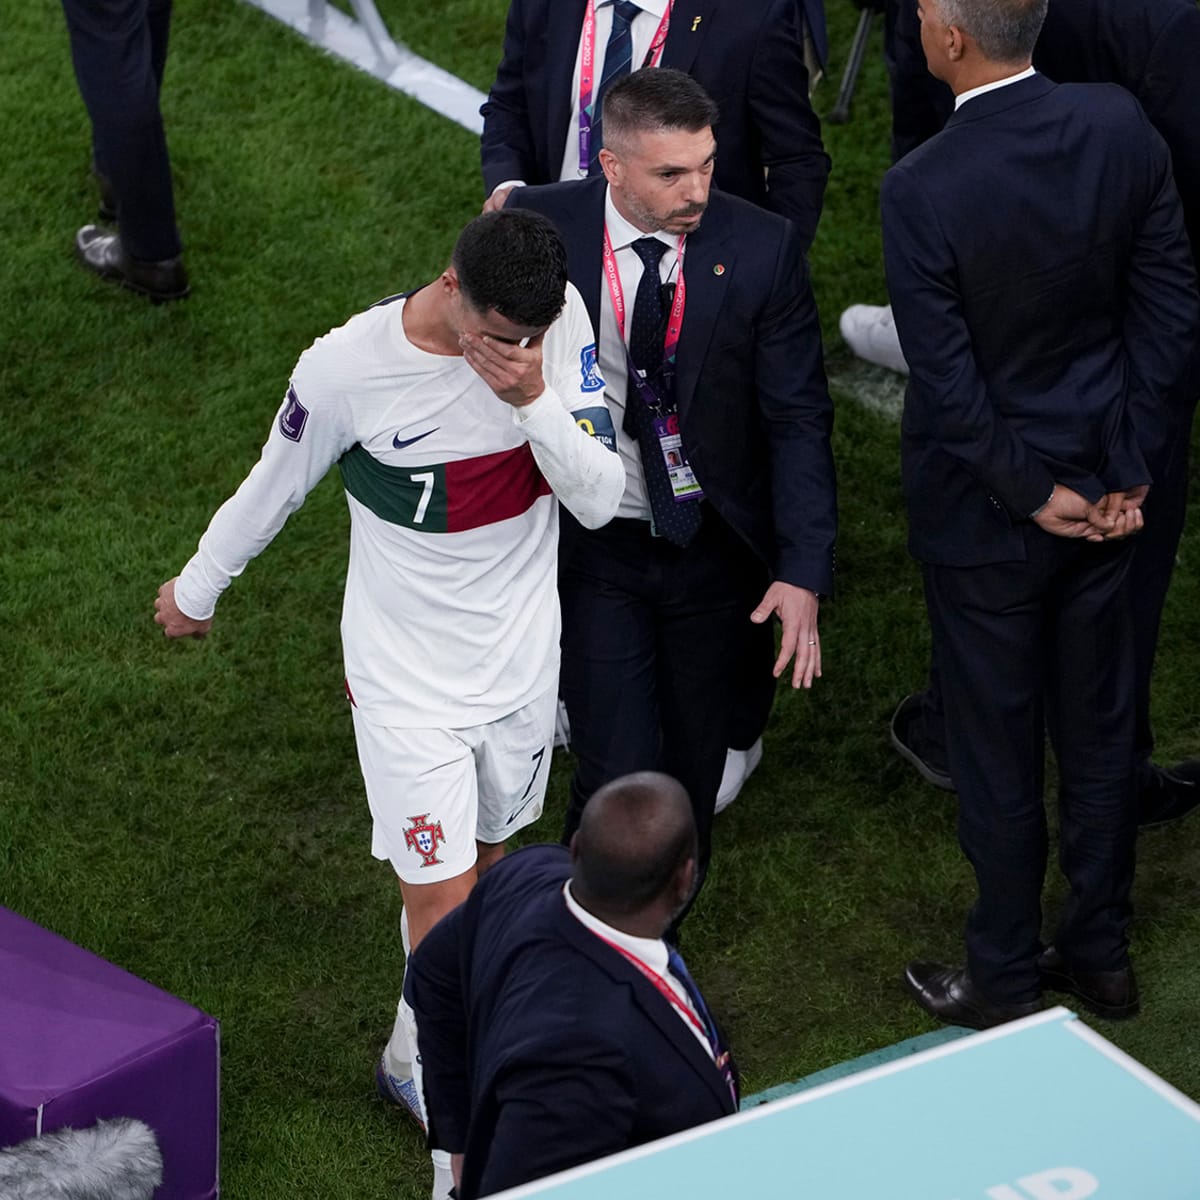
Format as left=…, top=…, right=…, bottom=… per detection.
left=661, top=0, right=715, bottom=74
left=553, top=905, right=735, bottom=1113
left=674, top=195, right=736, bottom=420
left=547, top=0, right=591, bottom=172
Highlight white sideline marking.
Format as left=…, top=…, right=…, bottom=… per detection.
left=240, top=0, right=486, bottom=134
left=829, top=357, right=906, bottom=419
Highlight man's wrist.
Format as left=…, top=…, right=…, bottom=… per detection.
left=510, top=386, right=550, bottom=417
left=1029, top=484, right=1057, bottom=518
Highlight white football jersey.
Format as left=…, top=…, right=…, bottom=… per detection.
left=174, top=283, right=621, bottom=727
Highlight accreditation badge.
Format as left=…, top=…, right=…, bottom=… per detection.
left=652, top=413, right=703, bottom=501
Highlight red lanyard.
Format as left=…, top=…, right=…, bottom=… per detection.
left=588, top=929, right=713, bottom=1046
left=602, top=225, right=687, bottom=364
left=579, top=0, right=675, bottom=173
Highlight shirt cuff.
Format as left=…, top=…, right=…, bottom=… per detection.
left=1028, top=484, right=1056, bottom=518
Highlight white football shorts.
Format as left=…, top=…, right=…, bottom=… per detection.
left=350, top=687, right=555, bottom=884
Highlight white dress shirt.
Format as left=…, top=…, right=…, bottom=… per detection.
left=955, top=65, right=1037, bottom=110
left=556, top=0, right=672, bottom=182
left=490, top=0, right=672, bottom=198
left=600, top=188, right=684, bottom=519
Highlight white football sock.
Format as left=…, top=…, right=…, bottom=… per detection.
left=385, top=907, right=416, bottom=1075
left=386, top=993, right=418, bottom=1076
left=431, top=1150, right=454, bottom=1200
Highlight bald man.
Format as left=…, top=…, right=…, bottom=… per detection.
left=405, top=772, right=738, bottom=1199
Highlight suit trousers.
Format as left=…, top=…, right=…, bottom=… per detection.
left=922, top=531, right=1137, bottom=1004
left=62, top=0, right=181, bottom=261
left=558, top=509, right=766, bottom=887
left=919, top=408, right=1195, bottom=789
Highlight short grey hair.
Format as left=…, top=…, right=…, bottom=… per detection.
left=935, top=0, right=1047, bottom=64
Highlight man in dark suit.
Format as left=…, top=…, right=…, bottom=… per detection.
left=508, top=69, right=837, bottom=902
left=884, top=0, right=1198, bottom=1029
left=884, top=0, right=1200, bottom=197
left=405, top=772, right=738, bottom=1200
left=876, top=0, right=1200, bottom=830
left=483, top=0, right=831, bottom=806
left=481, top=0, right=830, bottom=254
left=63, top=0, right=189, bottom=301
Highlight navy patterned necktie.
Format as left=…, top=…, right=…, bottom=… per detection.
left=624, top=238, right=702, bottom=547
left=628, top=236, right=667, bottom=373
left=588, top=0, right=642, bottom=175
left=667, top=945, right=737, bottom=1103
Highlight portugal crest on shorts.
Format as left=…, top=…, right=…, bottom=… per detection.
left=404, top=814, right=445, bottom=868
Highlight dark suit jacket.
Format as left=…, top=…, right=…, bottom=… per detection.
left=404, top=846, right=738, bottom=1200
left=1033, top=0, right=1200, bottom=276
left=882, top=75, right=1199, bottom=567
left=510, top=177, right=837, bottom=594
left=481, top=0, right=831, bottom=251
left=888, top=0, right=1200, bottom=264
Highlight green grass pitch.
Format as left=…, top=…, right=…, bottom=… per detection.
left=2, top=2, right=1199, bottom=1196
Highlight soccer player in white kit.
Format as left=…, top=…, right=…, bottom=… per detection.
left=153, top=210, right=624, bottom=1196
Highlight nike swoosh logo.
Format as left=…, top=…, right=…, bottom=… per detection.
left=393, top=428, right=439, bottom=449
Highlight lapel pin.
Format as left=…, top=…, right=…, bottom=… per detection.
left=691, top=15, right=702, bottom=31
left=713, top=263, right=725, bottom=276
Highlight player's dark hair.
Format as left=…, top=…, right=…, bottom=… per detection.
left=451, top=209, right=568, bottom=328
left=601, top=68, right=720, bottom=153
left=573, top=773, right=697, bottom=917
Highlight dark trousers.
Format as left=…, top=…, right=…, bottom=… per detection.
left=923, top=533, right=1138, bottom=1004
left=62, top=0, right=181, bottom=261
left=727, top=619, right=777, bottom=751
left=558, top=511, right=765, bottom=893
left=918, top=415, right=1195, bottom=790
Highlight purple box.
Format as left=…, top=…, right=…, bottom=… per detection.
left=0, top=906, right=219, bottom=1198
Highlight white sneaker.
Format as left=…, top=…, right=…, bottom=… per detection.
left=714, top=738, right=764, bottom=814
left=375, top=1049, right=426, bottom=1131
left=553, top=698, right=571, bottom=750
left=838, top=303, right=910, bottom=375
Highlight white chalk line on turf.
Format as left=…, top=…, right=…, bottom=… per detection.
left=829, top=357, right=906, bottom=419
left=241, top=0, right=485, bottom=134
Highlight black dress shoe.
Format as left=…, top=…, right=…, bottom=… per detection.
left=74, top=225, right=189, bottom=303
left=1036, top=946, right=1139, bottom=1020
left=890, top=694, right=954, bottom=791
left=904, top=960, right=1040, bottom=1030
left=1138, top=760, right=1200, bottom=830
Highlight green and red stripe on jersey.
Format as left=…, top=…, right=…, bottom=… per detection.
left=338, top=441, right=552, bottom=532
